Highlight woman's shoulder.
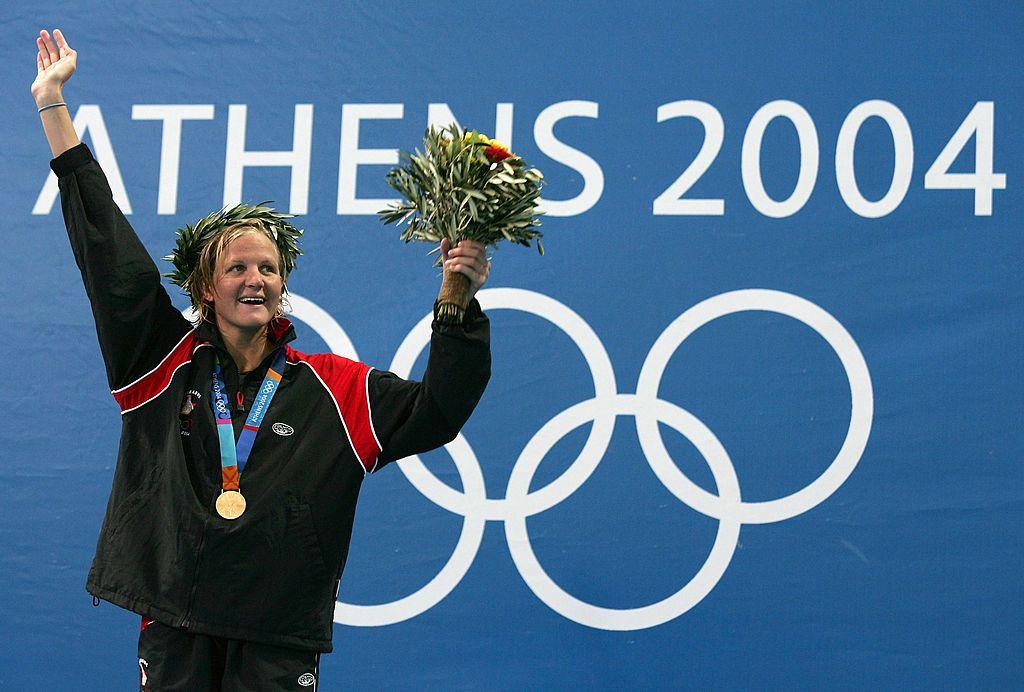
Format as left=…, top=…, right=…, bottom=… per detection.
left=285, top=345, right=370, bottom=376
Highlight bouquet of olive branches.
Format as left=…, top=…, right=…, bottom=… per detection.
left=379, top=123, right=545, bottom=322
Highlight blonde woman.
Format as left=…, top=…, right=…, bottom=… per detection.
left=34, top=28, right=491, bottom=690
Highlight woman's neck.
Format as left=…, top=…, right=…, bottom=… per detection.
left=217, top=322, right=272, bottom=373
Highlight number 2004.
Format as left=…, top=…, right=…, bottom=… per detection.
left=653, top=101, right=1005, bottom=218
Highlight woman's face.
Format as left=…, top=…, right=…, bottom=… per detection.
left=201, top=232, right=284, bottom=335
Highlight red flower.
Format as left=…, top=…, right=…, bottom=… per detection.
left=484, top=145, right=514, bottom=162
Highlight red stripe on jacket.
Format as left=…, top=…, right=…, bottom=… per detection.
left=286, top=346, right=380, bottom=473
left=112, top=332, right=202, bottom=413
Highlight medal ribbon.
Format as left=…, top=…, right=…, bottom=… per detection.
left=211, top=348, right=287, bottom=492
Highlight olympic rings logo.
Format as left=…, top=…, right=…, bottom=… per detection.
left=194, top=287, right=873, bottom=630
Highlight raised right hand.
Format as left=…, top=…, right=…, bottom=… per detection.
left=32, top=29, right=77, bottom=105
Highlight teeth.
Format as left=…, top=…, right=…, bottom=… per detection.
left=239, top=297, right=264, bottom=304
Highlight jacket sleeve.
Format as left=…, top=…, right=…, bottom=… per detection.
left=367, top=298, right=491, bottom=470
left=51, top=142, right=192, bottom=392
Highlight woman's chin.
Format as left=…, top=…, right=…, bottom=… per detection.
left=219, top=311, right=272, bottom=332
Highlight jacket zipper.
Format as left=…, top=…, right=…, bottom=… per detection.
left=178, top=511, right=210, bottom=629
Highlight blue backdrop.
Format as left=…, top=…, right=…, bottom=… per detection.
left=1, top=2, right=1021, bottom=688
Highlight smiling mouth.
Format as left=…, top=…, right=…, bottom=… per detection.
left=238, top=297, right=266, bottom=305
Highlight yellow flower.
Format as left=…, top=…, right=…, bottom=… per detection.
left=461, top=131, right=508, bottom=150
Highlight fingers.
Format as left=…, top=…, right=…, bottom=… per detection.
left=446, top=254, right=489, bottom=276
left=36, top=37, right=50, bottom=69
left=445, top=257, right=489, bottom=288
left=40, top=30, right=59, bottom=64
left=53, top=29, right=70, bottom=54
left=445, top=240, right=488, bottom=265
left=443, top=240, right=491, bottom=289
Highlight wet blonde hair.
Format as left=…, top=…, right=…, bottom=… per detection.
left=188, top=221, right=292, bottom=326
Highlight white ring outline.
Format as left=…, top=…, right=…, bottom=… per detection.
left=505, top=394, right=742, bottom=630
left=635, top=289, right=873, bottom=524
left=389, top=288, right=618, bottom=521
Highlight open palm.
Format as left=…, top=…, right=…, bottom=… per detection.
left=31, top=29, right=76, bottom=99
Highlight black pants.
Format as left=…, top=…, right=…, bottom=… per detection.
left=137, top=618, right=321, bottom=691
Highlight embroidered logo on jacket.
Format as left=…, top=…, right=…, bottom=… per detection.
left=272, top=422, right=295, bottom=436
left=180, top=389, right=202, bottom=416
left=179, top=390, right=202, bottom=437
left=298, top=672, right=316, bottom=686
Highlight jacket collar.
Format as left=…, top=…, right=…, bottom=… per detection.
left=195, top=317, right=297, bottom=356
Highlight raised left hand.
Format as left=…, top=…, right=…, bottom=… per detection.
left=440, top=238, right=490, bottom=303
left=32, top=29, right=77, bottom=103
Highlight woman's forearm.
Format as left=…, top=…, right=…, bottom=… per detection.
left=35, top=87, right=80, bottom=158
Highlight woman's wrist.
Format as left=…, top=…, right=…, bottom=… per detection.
left=33, top=86, right=64, bottom=109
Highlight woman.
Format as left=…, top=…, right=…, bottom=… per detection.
left=33, top=28, right=491, bottom=690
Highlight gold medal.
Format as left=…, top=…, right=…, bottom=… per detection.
left=216, top=490, right=246, bottom=520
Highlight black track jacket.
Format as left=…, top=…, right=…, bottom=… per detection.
left=51, top=142, right=490, bottom=652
